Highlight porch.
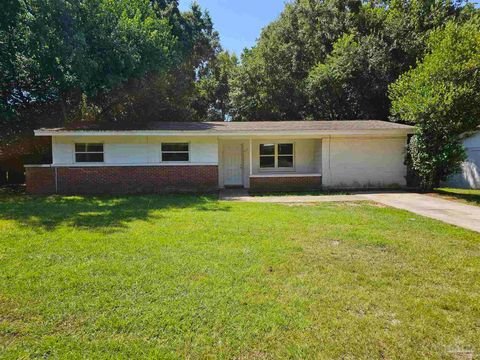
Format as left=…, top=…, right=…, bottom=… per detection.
left=218, top=138, right=323, bottom=191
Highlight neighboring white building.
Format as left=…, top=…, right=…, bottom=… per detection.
left=443, top=131, right=480, bottom=189
left=26, top=120, right=414, bottom=194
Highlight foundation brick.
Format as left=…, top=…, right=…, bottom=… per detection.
left=26, top=166, right=219, bottom=195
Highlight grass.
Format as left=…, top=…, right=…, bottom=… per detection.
left=434, top=187, right=480, bottom=206
left=0, top=192, right=479, bottom=359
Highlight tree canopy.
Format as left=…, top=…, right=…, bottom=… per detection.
left=389, top=15, right=480, bottom=188
left=229, top=0, right=475, bottom=121
left=0, top=0, right=219, bottom=153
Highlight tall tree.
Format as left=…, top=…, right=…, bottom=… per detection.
left=0, top=0, right=219, bottom=156
left=193, top=51, right=238, bottom=121
left=389, top=15, right=480, bottom=189
left=229, top=0, right=474, bottom=121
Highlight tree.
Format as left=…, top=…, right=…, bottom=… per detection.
left=389, top=15, right=480, bottom=189
left=193, top=51, right=238, bottom=121
left=305, top=34, right=360, bottom=119
left=0, top=0, right=219, bottom=158
left=229, top=0, right=473, bottom=121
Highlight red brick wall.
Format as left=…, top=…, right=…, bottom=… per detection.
left=26, top=166, right=219, bottom=195
left=249, top=176, right=322, bottom=192
left=25, top=167, right=56, bottom=195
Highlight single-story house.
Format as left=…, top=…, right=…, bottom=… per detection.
left=25, top=120, right=414, bottom=195
left=443, top=130, right=480, bottom=189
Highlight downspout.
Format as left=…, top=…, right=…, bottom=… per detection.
left=249, top=138, right=253, bottom=189
left=249, top=138, right=253, bottom=176
left=51, top=135, right=58, bottom=194
left=328, top=135, right=332, bottom=185
left=54, top=166, right=58, bottom=194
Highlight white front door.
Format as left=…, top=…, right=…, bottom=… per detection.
left=223, top=143, right=243, bottom=186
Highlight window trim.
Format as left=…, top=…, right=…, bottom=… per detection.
left=74, top=143, right=104, bottom=163
left=259, top=142, right=295, bottom=170
left=161, top=142, right=190, bottom=163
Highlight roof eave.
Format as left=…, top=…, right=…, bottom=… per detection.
left=34, top=128, right=414, bottom=137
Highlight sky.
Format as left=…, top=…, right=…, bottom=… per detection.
left=179, top=0, right=288, bottom=55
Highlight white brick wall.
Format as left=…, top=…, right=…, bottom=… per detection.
left=52, top=136, right=219, bottom=165
left=322, top=136, right=408, bottom=188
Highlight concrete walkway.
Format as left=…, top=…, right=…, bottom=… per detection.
left=220, top=190, right=480, bottom=233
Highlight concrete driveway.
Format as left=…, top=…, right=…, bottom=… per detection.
left=361, top=193, right=480, bottom=233
left=220, top=190, right=480, bottom=233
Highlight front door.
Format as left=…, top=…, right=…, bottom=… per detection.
left=223, top=143, right=243, bottom=187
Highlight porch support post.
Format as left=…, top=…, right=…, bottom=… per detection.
left=249, top=138, right=253, bottom=176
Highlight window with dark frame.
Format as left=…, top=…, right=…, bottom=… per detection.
left=75, top=143, right=104, bottom=163
left=161, top=143, right=189, bottom=162
left=278, top=143, right=294, bottom=168
left=259, top=144, right=275, bottom=168
left=259, top=143, right=294, bottom=168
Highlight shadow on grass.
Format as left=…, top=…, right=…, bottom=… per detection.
left=0, top=190, right=229, bottom=231
left=435, top=188, right=480, bottom=206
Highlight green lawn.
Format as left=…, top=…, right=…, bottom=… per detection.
left=0, top=193, right=479, bottom=359
left=435, top=187, right=480, bottom=206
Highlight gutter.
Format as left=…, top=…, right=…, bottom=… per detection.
left=34, top=129, right=415, bottom=137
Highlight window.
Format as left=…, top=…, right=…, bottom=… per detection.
left=259, top=143, right=294, bottom=168
left=75, top=143, right=104, bottom=163
left=259, top=144, right=275, bottom=168
left=162, top=143, right=189, bottom=162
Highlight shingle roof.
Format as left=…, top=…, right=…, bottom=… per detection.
left=38, top=120, right=413, bottom=133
